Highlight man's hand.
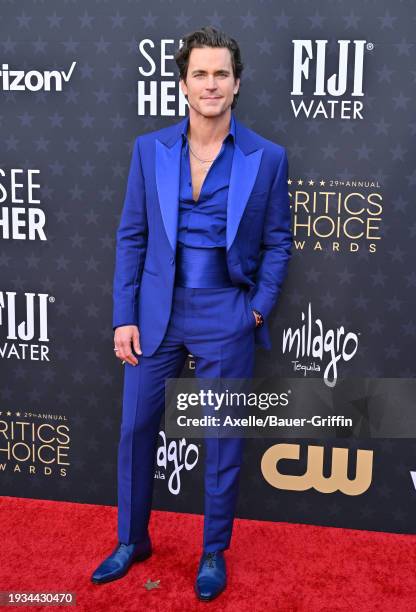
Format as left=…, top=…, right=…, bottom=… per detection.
left=114, top=325, right=142, bottom=366
left=252, top=310, right=263, bottom=327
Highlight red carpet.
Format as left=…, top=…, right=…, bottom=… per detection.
left=1, top=496, right=416, bottom=611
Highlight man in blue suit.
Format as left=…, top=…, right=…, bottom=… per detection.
left=91, top=26, right=292, bottom=601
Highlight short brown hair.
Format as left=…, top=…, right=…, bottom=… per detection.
left=174, top=26, right=244, bottom=109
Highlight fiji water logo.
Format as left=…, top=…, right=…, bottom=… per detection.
left=0, top=291, right=52, bottom=361
left=0, top=62, right=76, bottom=92
left=0, top=291, right=50, bottom=341
left=282, top=302, right=359, bottom=387
left=291, top=39, right=373, bottom=119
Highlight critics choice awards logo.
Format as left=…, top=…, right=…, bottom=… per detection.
left=289, top=177, right=383, bottom=254
left=0, top=418, right=70, bottom=477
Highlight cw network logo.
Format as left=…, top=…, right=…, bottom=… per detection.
left=262, top=443, right=373, bottom=496
left=0, top=61, right=76, bottom=92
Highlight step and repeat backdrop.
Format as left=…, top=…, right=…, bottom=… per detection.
left=1, top=1, right=415, bottom=534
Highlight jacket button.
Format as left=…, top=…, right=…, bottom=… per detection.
left=170, top=257, right=175, bottom=265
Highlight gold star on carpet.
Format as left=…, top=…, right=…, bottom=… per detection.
left=144, top=578, right=161, bottom=591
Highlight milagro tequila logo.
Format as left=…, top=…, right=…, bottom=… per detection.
left=291, top=39, right=373, bottom=119
left=0, top=62, right=76, bottom=92
left=0, top=291, right=52, bottom=361
left=282, top=303, right=359, bottom=387
left=155, top=430, right=199, bottom=495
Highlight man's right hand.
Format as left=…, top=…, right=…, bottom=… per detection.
left=114, top=325, right=142, bottom=366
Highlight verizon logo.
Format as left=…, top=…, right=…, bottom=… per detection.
left=0, top=61, right=76, bottom=92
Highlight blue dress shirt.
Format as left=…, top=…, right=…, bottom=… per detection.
left=177, top=112, right=236, bottom=248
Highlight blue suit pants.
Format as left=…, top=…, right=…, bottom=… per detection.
left=117, top=284, right=256, bottom=553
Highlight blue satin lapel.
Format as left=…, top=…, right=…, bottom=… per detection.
left=155, top=138, right=182, bottom=254
left=226, top=145, right=264, bottom=251
left=155, top=137, right=264, bottom=254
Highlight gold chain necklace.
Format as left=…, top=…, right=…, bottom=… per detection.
left=188, top=140, right=218, bottom=174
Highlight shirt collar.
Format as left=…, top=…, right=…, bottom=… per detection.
left=181, top=112, right=236, bottom=147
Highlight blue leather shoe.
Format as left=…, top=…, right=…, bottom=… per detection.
left=194, top=551, right=227, bottom=602
left=91, top=533, right=152, bottom=584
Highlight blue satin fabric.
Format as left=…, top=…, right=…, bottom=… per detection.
left=177, top=112, right=236, bottom=248
left=175, top=244, right=233, bottom=288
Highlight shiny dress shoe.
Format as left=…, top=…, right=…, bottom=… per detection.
left=91, top=533, right=152, bottom=584
left=194, top=550, right=226, bottom=602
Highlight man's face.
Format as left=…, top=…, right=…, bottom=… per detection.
left=180, top=46, right=240, bottom=118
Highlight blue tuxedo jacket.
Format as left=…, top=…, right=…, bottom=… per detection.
left=113, top=114, right=292, bottom=356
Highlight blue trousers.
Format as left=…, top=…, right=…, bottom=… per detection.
left=117, top=284, right=256, bottom=553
